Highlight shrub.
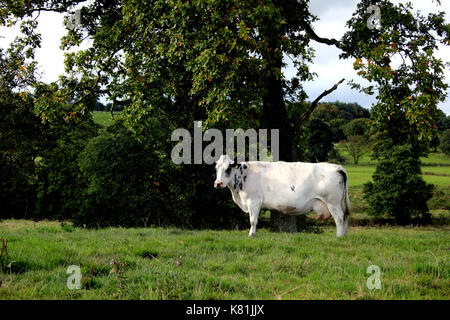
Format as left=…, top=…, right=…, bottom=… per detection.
left=363, top=145, right=433, bottom=224
left=74, top=125, right=163, bottom=228
left=73, top=123, right=248, bottom=230
left=0, top=90, right=52, bottom=220
left=33, top=119, right=100, bottom=221
left=327, top=147, right=345, bottom=164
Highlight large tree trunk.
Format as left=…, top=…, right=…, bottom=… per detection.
left=262, top=33, right=297, bottom=233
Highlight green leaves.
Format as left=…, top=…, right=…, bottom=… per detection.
left=343, top=0, right=449, bottom=142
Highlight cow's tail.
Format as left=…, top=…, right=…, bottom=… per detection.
left=337, top=168, right=350, bottom=219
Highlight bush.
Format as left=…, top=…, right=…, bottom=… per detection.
left=72, top=123, right=248, bottom=230
left=363, top=145, right=433, bottom=224
left=0, top=90, right=52, bottom=220
left=33, top=119, right=100, bottom=221
left=440, top=129, right=450, bottom=155
left=327, top=146, right=345, bottom=164
left=74, top=125, right=163, bottom=228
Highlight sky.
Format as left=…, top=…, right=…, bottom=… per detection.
left=0, top=0, right=449, bottom=114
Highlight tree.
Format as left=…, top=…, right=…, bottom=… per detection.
left=343, top=118, right=371, bottom=138
left=0, top=88, right=44, bottom=219
left=344, top=135, right=369, bottom=165
left=0, top=44, right=48, bottom=219
left=328, top=118, right=347, bottom=142
left=437, top=109, right=450, bottom=132
left=341, top=1, right=448, bottom=222
left=94, top=101, right=106, bottom=111
left=440, top=129, right=450, bottom=155
left=342, top=1, right=448, bottom=142
left=307, top=119, right=334, bottom=163
left=363, top=145, right=433, bottom=224
left=2, top=0, right=448, bottom=232
left=311, top=101, right=370, bottom=122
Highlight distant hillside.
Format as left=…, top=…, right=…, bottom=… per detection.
left=311, top=101, right=370, bottom=122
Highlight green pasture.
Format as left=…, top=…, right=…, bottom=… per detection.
left=0, top=220, right=448, bottom=300
left=92, top=111, right=119, bottom=127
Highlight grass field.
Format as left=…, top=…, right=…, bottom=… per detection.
left=92, top=111, right=119, bottom=127
left=337, top=145, right=450, bottom=167
left=343, top=165, right=450, bottom=187
left=0, top=220, right=448, bottom=300
left=338, top=146, right=450, bottom=188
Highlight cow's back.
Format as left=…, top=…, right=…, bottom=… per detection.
left=244, top=161, right=342, bottom=213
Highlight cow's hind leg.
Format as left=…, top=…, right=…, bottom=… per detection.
left=247, top=200, right=262, bottom=237
left=342, top=215, right=349, bottom=235
left=326, top=204, right=347, bottom=237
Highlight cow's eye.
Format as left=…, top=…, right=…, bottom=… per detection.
left=225, top=166, right=232, bottom=175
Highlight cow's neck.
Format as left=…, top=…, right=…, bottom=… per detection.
left=228, top=185, right=247, bottom=212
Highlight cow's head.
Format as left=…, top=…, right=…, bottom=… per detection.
left=214, top=154, right=239, bottom=188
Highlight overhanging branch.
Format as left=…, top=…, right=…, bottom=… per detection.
left=301, top=21, right=342, bottom=49
left=293, top=78, right=345, bottom=131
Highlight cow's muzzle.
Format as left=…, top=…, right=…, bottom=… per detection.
left=214, top=181, right=224, bottom=188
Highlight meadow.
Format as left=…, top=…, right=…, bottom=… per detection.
left=0, top=220, right=448, bottom=300
left=92, top=111, right=119, bottom=127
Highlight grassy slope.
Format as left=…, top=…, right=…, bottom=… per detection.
left=92, top=111, right=118, bottom=127
left=0, top=220, right=448, bottom=300
left=344, top=165, right=450, bottom=187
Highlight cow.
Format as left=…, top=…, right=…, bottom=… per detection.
left=214, top=154, right=350, bottom=237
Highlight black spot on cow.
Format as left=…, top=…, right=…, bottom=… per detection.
left=239, top=182, right=243, bottom=190
left=233, top=174, right=238, bottom=190
left=240, top=167, right=243, bottom=174
left=243, top=164, right=247, bottom=169
left=243, top=175, right=247, bottom=182
left=290, top=185, right=295, bottom=192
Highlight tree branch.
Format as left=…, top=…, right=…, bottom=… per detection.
left=293, top=78, right=345, bottom=131
left=301, top=21, right=342, bottom=49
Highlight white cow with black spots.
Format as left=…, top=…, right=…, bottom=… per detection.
left=214, top=155, right=350, bottom=237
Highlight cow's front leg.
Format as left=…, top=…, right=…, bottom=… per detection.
left=247, top=201, right=262, bottom=237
